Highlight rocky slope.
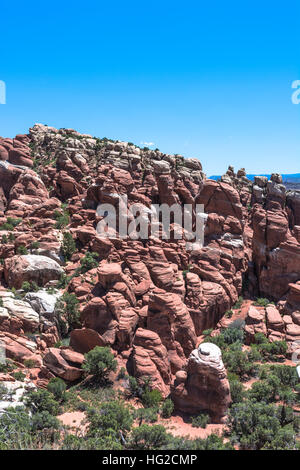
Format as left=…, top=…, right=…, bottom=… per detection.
left=0, top=124, right=300, bottom=422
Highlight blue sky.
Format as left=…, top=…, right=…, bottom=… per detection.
left=0, top=1, right=299, bottom=176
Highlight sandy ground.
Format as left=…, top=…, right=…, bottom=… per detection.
left=57, top=408, right=225, bottom=440
left=58, top=411, right=87, bottom=433
left=162, top=414, right=226, bottom=439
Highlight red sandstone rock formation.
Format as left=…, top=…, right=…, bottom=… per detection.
left=0, top=125, right=300, bottom=420
left=171, top=343, right=231, bottom=422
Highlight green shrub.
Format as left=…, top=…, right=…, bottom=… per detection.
left=8, top=217, right=22, bottom=227
left=0, top=223, right=14, bottom=231
left=191, top=413, right=210, bottom=428
left=12, top=371, right=26, bottom=381
left=77, top=402, right=88, bottom=412
left=248, top=366, right=298, bottom=405
left=254, top=298, right=271, bottom=307
left=31, top=411, right=60, bottom=431
left=82, top=346, right=117, bottom=383
left=61, top=434, right=84, bottom=450
left=229, top=378, right=245, bottom=404
left=269, top=364, right=298, bottom=388
left=78, top=252, right=98, bottom=273
left=0, top=359, right=16, bottom=373
left=55, top=292, right=80, bottom=336
left=227, top=400, right=298, bottom=450
left=233, top=296, right=244, bottom=309
left=25, top=389, right=60, bottom=416
left=247, top=377, right=279, bottom=403
left=61, top=232, right=76, bottom=261
left=17, top=245, right=28, bottom=255
left=57, top=273, right=71, bottom=288
left=128, top=376, right=140, bottom=396
left=117, top=367, right=127, bottom=380
left=30, top=241, right=40, bottom=250
left=193, top=434, right=234, bottom=450
left=135, top=407, right=158, bottom=424
left=252, top=338, right=287, bottom=361
left=24, top=359, right=36, bottom=369
left=223, top=347, right=258, bottom=379
left=21, top=281, right=39, bottom=293
left=0, top=407, right=31, bottom=450
left=161, top=399, right=174, bottom=419
left=225, top=310, right=234, bottom=318
left=141, top=389, right=163, bottom=408
left=202, top=328, right=213, bottom=337
left=0, top=217, right=21, bottom=231
left=47, top=377, right=67, bottom=402
left=129, top=424, right=169, bottom=450
left=223, top=325, right=244, bottom=345
left=54, top=208, right=69, bottom=229
left=86, top=400, right=133, bottom=440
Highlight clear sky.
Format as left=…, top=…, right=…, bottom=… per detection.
left=0, top=1, right=299, bottom=176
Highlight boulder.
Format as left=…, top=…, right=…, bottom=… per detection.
left=0, top=332, right=42, bottom=365
left=0, top=293, right=39, bottom=332
left=98, top=263, right=122, bottom=288
left=25, top=290, right=60, bottom=318
left=244, top=305, right=267, bottom=343
left=43, top=348, right=83, bottom=381
left=4, top=255, right=64, bottom=289
left=70, top=328, right=107, bottom=354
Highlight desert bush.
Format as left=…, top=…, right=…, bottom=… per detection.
left=202, top=328, right=213, bottom=337
left=227, top=400, right=298, bottom=450
left=141, top=389, right=163, bottom=408
left=0, top=217, right=21, bottom=231
left=86, top=400, right=133, bottom=440
left=25, top=389, right=60, bottom=416
left=161, top=398, right=174, bottom=418
left=229, top=377, right=245, bottom=403
left=21, top=281, right=39, bottom=293
left=47, top=377, right=67, bottom=402
left=191, top=412, right=210, bottom=428
left=17, top=245, right=28, bottom=255
left=129, top=424, right=169, bottom=450
left=78, top=252, right=98, bottom=273
left=12, top=371, right=26, bottom=381
left=30, top=241, right=40, bottom=250
left=135, top=407, right=158, bottom=424
left=117, top=367, right=127, bottom=380
left=233, top=296, right=244, bottom=309
left=61, top=232, right=76, bottom=261
left=223, top=324, right=244, bottom=345
left=54, top=207, right=69, bottom=229
left=31, top=411, right=60, bottom=432
left=55, top=292, right=80, bottom=336
left=82, top=346, right=117, bottom=383
left=254, top=298, right=271, bottom=307
left=24, top=359, right=36, bottom=369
